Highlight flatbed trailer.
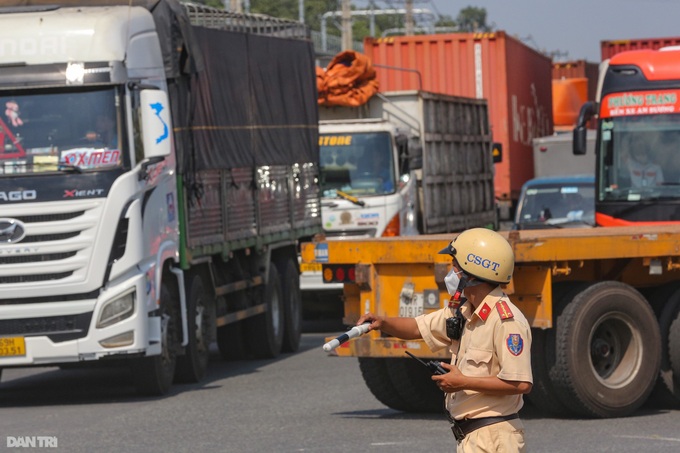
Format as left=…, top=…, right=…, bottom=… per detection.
left=302, top=225, right=680, bottom=417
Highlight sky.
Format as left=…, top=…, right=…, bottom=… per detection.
left=359, top=0, right=680, bottom=62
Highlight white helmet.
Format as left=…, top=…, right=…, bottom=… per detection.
left=438, top=228, right=514, bottom=284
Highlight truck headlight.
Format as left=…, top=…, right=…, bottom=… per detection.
left=97, top=290, right=135, bottom=328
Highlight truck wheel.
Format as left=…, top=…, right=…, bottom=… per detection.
left=175, top=274, right=212, bottom=383
left=275, top=258, right=302, bottom=353
left=527, top=328, right=575, bottom=416
left=385, top=358, right=444, bottom=413
left=358, top=358, right=417, bottom=412
left=133, top=280, right=180, bottom=396
left=551, top=281, right=661, bottom=418
left=666, top=289, right=680, bottom=405
left=245, top=265, right=284, bottom=358
left=528, top=283, right=589, bottom=416
left=647, top=284, right=680, bottom=407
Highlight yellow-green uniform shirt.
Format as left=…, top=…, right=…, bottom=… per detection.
left=415, top=286, right=533, bottom=420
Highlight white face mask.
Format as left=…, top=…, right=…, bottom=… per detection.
left=444, top=269, right=463, bottom=296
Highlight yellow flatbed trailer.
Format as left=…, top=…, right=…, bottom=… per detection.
left=301, top=225, right=680, bottom=417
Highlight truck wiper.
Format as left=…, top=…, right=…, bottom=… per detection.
left=57, top=164, right=83, bottom=173
left=335, top=190, right=365, bottom=207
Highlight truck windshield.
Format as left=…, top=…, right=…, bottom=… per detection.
left=599, top=113, right=680, bottom=201
left=319, top=132, right=395, bottom=197
left=516, top=182, right=595, bottom=229
left=0, top=87, right=124, bottom=176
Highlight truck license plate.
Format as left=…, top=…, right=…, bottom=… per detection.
left=300, top=263, right=322, bottom=272
left=399, top=293, right=424, bottom=317
left=0, top=336, right=26, bottom=357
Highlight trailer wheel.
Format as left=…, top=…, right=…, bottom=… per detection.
left=275, top=258, right=302, bottom=353
left=358, top=358, right=417, bottom=412
left=646, top=284, right=680, bottom=407
left=666, top=289, right=680, bottom=404
left=528, top=283, right=589, bottom=416
left=133, top=280, right=180, bottom=396
left=385, top=358, right=444, bottom=413
left=245, top=265, right=284, bottom=358
left=551, top=281, right=661, bottom=418
left=175, top=274, right=212, bottom=383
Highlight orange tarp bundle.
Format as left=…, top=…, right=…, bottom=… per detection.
left=317, top=50, right=379, bottom=107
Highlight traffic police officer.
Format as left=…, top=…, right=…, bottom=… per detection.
left=357, top=228, right=532, bottom=452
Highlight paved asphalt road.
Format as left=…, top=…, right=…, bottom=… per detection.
left=1, top=329, right=680, bottom=452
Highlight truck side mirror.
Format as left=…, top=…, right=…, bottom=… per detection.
left=407, top=138, right=422, bottom=171
left=140, top=89, right=172, bottom=160
left=573, top=101, right=597, bottom=156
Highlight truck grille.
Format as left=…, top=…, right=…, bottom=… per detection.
left=0, top=199, right=104, bottom=291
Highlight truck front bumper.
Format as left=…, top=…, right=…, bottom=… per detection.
left=0, top=272, right=159, bottom=366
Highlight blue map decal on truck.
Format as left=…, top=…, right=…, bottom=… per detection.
left=150, top=102, right=168, bottom=144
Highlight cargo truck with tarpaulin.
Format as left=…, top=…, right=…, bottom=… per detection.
left=0, top=0, right=321, bottom=395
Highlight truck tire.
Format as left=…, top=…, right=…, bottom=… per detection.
left=245, top=265, right=284, bottom=358
left=358, top=358, right=417, bottom=412
left=175, top=274, right=212, bottom=383
left=528, top=283, right=589, bottom=416
left=275, top=258, right=302, bottom=353
left=551, top=281, right=661, bottom=418
left=666, top=290, right=680, bottom=405
left=647, top=284, right=680, bottom=407
left=527, top=328, right=576, bottom=416
left=384, top=358, right=445, bottom=413
left=133, top=280, right=180, bottom=396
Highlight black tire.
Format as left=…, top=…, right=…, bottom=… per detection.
left=175, top=274, right=212, bottom=383
left=133, top=280, right=180, bottom=396
left=528, top=283, right=589, bottom=417
left=244, top=265, right=284, bottom=358
left=384, top=358, right=445, bottom=413
left=216, top=318, right=247, bottom=361
left=647, top=284, right=680, bottom=407
left=667, top=292, right=680, bottom=403
left=358, top=358, right=417, bottom=412
left=551, top=281, right=661, bottom=418
left=527, top=328, right=576, bottom=416
left=275, top=258, right=302, bottom=353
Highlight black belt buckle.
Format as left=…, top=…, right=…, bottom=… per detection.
left=450, top=421, right=465, bottom=442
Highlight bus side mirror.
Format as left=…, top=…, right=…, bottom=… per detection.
left=573, top=101, right=597, bottom=156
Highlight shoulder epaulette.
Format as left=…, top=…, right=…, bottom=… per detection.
left=496, top=300, right=514, bottom=320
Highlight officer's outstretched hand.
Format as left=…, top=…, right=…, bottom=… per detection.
left=432, top=362, right=467, bottom=393
left=356, top=313, right=383, bottom=332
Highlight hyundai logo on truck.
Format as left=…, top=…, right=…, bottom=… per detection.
left=0, top=219, right=26, bottom=244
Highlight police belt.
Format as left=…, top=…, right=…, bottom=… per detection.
left=449, top=413, right=519, bottom=442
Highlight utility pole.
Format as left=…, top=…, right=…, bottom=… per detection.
left=405, top=0, right=414, bottom=36
left=341, top=0, right=352, bottom=51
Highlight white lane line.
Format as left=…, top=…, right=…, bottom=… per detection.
left=614, top=435, right=680, bottom=443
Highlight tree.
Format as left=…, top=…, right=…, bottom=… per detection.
left=455, top=6, right=492, bottom=33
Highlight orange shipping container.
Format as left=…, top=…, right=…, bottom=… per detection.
left=363, top=32, right=553, bottom=205
left=552, top=60, right=599, bottom=101
left=601, top=36, right=680, bottom=61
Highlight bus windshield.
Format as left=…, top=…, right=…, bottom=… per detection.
left=0, top=87, right=124, bottom=176
left=598, top=113, right=680, bottom=202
